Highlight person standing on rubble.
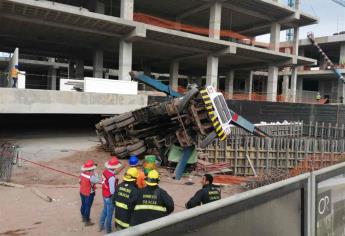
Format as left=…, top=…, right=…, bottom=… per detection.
left=185, top=174, right=221, bottom=209
left=113, top=167, right=139, bottom=230
left=130, top=170, right=174, bottom=226
left=79, top=159, right=100, bottom=226
left=128, top=155, right=146, bottom=189
left=99, top=156, right=122, bottom=233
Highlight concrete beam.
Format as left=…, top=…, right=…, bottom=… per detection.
left=176, top=4, right=211, bottom=20
left=212, top=46, right=237, bottom=57
left=119, top=40, right=132, bottom=81
left=209, top=2, right=222, bottom=39
left=206, top=56, right=219, bottom=88
left=222, top=2, right=273, bottom=21
left=267, top=65, right=279, bottom=102
left=124, top=26, right=147, bottom=43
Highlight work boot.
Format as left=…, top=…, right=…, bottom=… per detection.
left=84, top=221, right=95, bottom=226
left=98, top=225, right=104, bottom=232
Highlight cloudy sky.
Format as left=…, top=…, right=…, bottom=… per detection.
left=258, top=0, right=345, bottom=41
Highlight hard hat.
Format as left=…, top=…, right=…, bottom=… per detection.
left=123, top=167, right=139, bottom=182
left=128, top=155, right=139, bottom=167
left=145, top=169, right=160, bottom=186
left=81, top=159, right=97, bottom=171
left=105, top=156, right=122, bottom=169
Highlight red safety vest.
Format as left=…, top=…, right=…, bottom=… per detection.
left=80, top=172, right=96, bottom=196
left=102, top=169, right=116, bottom=198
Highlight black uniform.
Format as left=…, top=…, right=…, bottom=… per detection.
left=130, top=185, right=174, bottom=226
left=113, top=181, right=139, bottom=229
left=185, top=184, right=221, bottom=209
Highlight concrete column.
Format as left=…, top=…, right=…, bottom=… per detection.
left=48, top=58, right=57, bottom=90
left=337, top=80, right=345, bottom=103
left=95, top=1, right=105, bottom=14
left=75, top=59, right=84, bottom=79
left=93, top=49, right=103, bottom=78
left=295, top=0, right=301, bottom=10
left=209, top=2, right=222, bottom=39
left=245, top=71, right=253, bottom=99
left=225, top=70, right=234, bottom=99
left=121, top=0, right=134, bottom=20
left=292, top=27, right=299, bottom=56
left=291, top=67, right=298, bottom=102
left=339, top=43, right=345, bottom=65
left=282, top=75, right=289, bottom=101
left=169, top=60, right=179, bottom=90
left=319, top=80, right=325, bottom=95
left=267, top=65, right=278, bottom=102
left=68, top=60, right=75, bottom=79
left=269, top=23, right=281, bottom=52
left=118, top=40, right=132, bottom=81
left=206, top=56, right=219, bottom=88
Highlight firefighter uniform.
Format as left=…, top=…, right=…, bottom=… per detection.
left=130, top=170, right=174, bottom=226
left=114, top=168, right=139, bottom=229
left=185, top=184, right=221, bottom=209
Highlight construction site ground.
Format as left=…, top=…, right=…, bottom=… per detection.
left=0, top=131, right=243, bottom=236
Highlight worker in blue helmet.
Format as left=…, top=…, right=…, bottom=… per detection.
left=128, top=155, right=145, bottom=188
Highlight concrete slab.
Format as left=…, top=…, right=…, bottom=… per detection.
left=0, top=88, right=148, bottom=114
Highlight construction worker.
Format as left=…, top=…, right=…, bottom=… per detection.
left=128, top=155, right=146, bottom=189
left=99, top=156, right=122, bottom=233
left=113, top=167, right=139, bottom=230
left=316, top=92, right=321, bottom=101
left=10, top=65, right=20, bottom=88
left=130, top=170, right=174, bottom=226
left=185, top=174, right=221, bottom=209
left=79, top=159, right=99, bottom=226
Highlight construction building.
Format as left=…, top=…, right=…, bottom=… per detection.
left=0, top=0, right=318, bottom=115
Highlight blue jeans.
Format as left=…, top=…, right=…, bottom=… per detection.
left=99, top=197, right=114, bottom=233
left=80, top=193, right=95, bottom=221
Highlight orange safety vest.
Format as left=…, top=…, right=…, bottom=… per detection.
left=80, top=172, right=96, bottom=196
left=136, top=170, right=146, bottom=189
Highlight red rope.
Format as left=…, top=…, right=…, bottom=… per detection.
left=19, top=157, right=80, bottom=179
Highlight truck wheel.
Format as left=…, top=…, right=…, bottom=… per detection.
left=129, top=146, right=146, bottom=156
left=116, top=117, right=135, bottom=128
left=127, top=141, right=145, bottom=152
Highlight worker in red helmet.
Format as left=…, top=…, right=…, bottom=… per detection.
left=99, top=156, right=123, bottom=233
left=79, top=159, right=100, bottom=226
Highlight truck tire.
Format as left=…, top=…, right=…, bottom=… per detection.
left=114, top=146, right=126, bottom=154
left=129, top=146, right=146, bottom=156
left=116, top=117, right=135, bottom=128
left=127, top=141, right=145, bottom=152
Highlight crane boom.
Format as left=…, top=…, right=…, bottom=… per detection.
left=331, top=0, right=345, bottom=7
left=307, top=32, right=345, bottom=83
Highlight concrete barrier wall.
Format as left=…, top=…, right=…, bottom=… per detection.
left=112, top=162, right=345, bottom=236
left=0, top=88, right=148, bottom=114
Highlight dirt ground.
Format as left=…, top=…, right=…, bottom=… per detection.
left=0, top=135, right=244, bottom=236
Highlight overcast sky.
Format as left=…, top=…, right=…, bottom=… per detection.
left=258, top=0, right=345, bottom=41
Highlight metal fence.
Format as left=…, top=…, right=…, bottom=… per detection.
left=0, top=143, right=16, bottom=181
left=112, top=162, right=345, bottom=236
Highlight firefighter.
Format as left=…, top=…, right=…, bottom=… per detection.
left=113, top=167, right=139, bottom=230
left=99, top=156, right=122, bottom=233
left=130, top=170, right=174, bottom=226
left=185, top=174, right=221, bottom=209
left=128, top=155, right=146, bottom=189
left=79, top=159, right=100, bottom=226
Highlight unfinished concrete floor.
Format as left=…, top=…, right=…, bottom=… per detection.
left=0, top=130, right=243, bottom=236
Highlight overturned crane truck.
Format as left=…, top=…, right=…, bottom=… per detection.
left=95, top=72, right=268, bottom=179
